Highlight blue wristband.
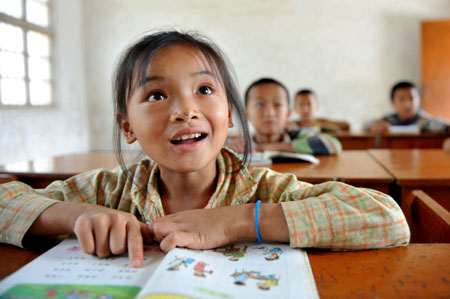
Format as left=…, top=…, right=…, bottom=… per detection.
left=255, top=200, right=262, bottom=243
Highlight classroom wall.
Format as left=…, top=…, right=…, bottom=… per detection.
left=1, top=0, right=449, bottom=163
left=83, top=0, right=450, bottom=151
left=0, top=0, right=89, bottom=164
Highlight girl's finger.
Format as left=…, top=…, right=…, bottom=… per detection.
left=159, top=231, right=193, bottom=252
left=74, top=216, right=95, bottom=255
left=127, top=222, right=144, bottom=268
left=109, top=220, right=127, bottom=255
left=141, top=222, right=154, bottom=244
left=92, top=217, right=111, bottom=258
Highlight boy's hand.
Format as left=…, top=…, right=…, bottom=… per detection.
left=148, top=205, right=254, bottom=252
left=73, top=205, right=153, bottom=268
left=368, top=120, right=390, bottom=134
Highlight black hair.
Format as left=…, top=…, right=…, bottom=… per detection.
left=244, top=77, right=290, bottom=107
left=112, top=30, right=251, bottom=174
left=390, top=81, right=417, bottom=101
left=295, top=89, right=318, bottom=104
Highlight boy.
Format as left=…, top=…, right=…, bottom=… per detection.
left=365, top=81, right=450, bottom=133
left=293, top=89, right=350, bottom=132
left=229, top=78, right=342, bottom=155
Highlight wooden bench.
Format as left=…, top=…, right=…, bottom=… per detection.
left=406, top=190, right=450, bottom=243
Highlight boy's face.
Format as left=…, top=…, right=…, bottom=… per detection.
left=246, top=83, right=290, bottom=135
left=392, top=87, right=420, bottom=122
left=294, top=93, right=318, bottom=121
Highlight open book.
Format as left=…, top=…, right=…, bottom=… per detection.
left=244, top=151, right=320, bottom=166
left=0, top=238, right=319, bottom=299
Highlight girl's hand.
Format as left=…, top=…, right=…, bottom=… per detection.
left=73, top=204, right=153, bottom=267
left=148, top=204, right=255, bottom=252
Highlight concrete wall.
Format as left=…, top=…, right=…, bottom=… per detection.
left=1, top=0, right=449, bottom=163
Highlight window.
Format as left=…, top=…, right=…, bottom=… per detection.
left=0, top=0, right=53, bottom=106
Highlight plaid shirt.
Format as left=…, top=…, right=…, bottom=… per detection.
left=0, top=148, right=409, bottom=249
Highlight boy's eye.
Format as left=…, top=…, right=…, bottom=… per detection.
left=256, top=103, right=264, bottom=108
left=198, top=85, right=212, bottom=95
left=147, top=91, right=166, bottom=102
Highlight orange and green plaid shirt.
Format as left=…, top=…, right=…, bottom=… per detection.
left=0, top=148, right=410, bottom=249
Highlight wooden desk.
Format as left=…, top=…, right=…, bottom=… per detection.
left=379, top=133, right=450, bottom=149
left=368, top=149, right=450, bottom=221
left=331, top=132, right=449, bottom=150
left=0, top=151, right=394, bottom=194
left=270, top=150, right=394, bottom=194
left=0, top=152, right=121, bottom=188
left=330, top=132, right=377, bottom=150
left=1, top=243, right=448, bottom=298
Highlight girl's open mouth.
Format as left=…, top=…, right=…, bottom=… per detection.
left=170, top=133, right=208, bottom=145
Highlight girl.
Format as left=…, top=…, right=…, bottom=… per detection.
left=0, top=30, right=409, bottom=268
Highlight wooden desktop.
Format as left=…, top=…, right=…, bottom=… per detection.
left=0, top=151, right=394, bottom=194
left=0, top=242, right=448, bottom=298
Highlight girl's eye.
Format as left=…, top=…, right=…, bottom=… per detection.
left=198, top=85, right=212, bottom=95
left=147, top=91, right=166, bottom=102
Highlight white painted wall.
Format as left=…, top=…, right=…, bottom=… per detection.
left=1, top=0, right=449, bottom=163
left=83, top=0, right=450, bottom=152
left=0, top=0, right=89, bottom=164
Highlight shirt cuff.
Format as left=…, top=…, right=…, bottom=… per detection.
left=1, top=196, right=59, bottom=247
left=280, top=198, right=332, bottom=248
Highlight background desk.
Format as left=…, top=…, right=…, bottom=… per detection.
left=0, top=152, right=121, bottom=188
left=368, top=149, right=450, bottom=223
left=332, top=132, right=449, bottom=150
left=0, top=151, right=394, bottom=194
left=1, top=243, right=448, bottom=298
left=270, top=150, right=393, bottom=193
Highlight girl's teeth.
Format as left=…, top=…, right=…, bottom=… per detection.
left=176, top=133, right=202, bottom=141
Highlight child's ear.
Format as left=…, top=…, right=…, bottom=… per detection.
left=116, top=114, right=137, bottom=144
left=228, top=105, right=234, bottom=128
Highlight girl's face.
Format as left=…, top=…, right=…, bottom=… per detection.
left=121, top=43, right=231, bottom=173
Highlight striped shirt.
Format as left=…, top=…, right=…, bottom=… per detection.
left=253, top=129, right=343, bottom=155
left=0, top=148, right=409, bottom=249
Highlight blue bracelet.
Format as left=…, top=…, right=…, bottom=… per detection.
left=255, top=200, right=262, bottom=243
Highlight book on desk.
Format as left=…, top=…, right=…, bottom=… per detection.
left=243, top=151, right=320, bottom=166
left=0, top=237, right=319, bottom=298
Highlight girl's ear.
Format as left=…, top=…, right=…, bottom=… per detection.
left=228, top=105, right=234, bottom=128
left=116, top=114, right=137, bottom=144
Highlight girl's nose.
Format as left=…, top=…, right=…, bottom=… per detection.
left=169, top=94, right=200, bottom=122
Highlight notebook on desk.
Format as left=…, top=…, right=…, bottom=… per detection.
left=0, top=237, right=319, bottom=299
left=243, top=151, right=320, bottom=166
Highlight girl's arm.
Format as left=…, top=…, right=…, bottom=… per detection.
left=148, top=170, right=410, bottom=251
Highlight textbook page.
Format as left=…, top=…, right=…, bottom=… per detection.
left=137, top=242, right=319, bottom=299
left=0, top=237, right=165, bottom=298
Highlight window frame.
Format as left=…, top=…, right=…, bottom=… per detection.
left=0, top=0, right=55, bottom=108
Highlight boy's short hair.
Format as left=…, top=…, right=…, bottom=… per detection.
left=244, top=77, right=290, bottom=107
left=295, top=89, right=318, bottom=104
left=390, top=81, right=417, bottom=101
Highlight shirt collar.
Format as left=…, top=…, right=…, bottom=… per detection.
left=130, top=148, right=258, bottom=222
